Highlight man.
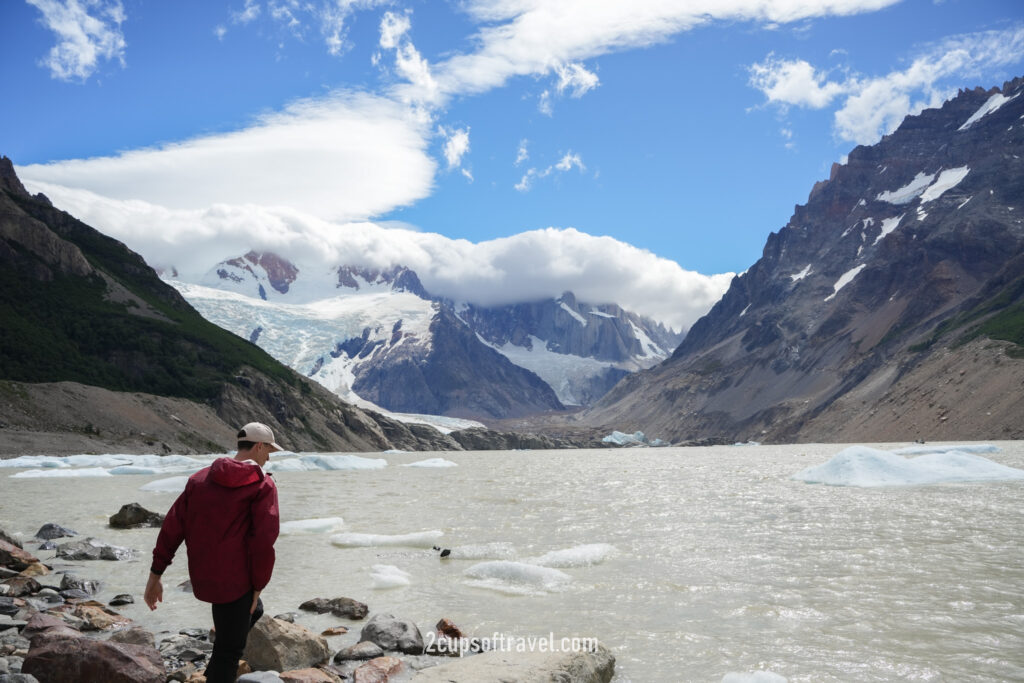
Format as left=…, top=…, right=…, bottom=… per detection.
left=144, top=422, right=282, bottom=683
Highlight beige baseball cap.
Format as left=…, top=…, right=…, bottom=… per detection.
left=237, top=422, right=282, bottom=452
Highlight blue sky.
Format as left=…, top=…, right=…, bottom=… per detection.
left=2, top=0, right=1023, bottom=328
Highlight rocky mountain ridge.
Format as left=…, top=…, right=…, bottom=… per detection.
left=0, top=157, right=606, bottom=454
left=176, top=249, right=680, bottom=418
left=584, top=77, right=1024, bottom=443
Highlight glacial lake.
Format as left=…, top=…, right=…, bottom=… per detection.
left=1, top=442, right=1023, bottom=682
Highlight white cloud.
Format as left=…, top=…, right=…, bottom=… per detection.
left=515, top=151, right=585, bottom=191
left=14, top=182, right=729, bottom=330
left=750, top=25, right=1024, bottom=145
left=214, top=25, right=228, bottom=41
left=440, top=126, right=471, bottom=169
left=555, top=62, right=600, bottom=97
left=461, top=168, right=474, bottom=183
left=379, top=10, right=410, bottom=49
left=515, top=139, right=529, bottom=165
left=234, top=0, right=261, bottom=24
left=227, top=0, right=392, bottom=57
left=26, top=0, right=126, bottom=82
left=748, top=54, right=847, bottom=108
left=18, top=91, right=436, bottom=222
left=538, top=89, right=553, bottom=115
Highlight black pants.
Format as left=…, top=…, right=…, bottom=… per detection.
left=205, top=590, right=264, bottom=683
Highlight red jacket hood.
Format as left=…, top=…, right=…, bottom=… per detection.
left=209, top=457, right=265, bottom=488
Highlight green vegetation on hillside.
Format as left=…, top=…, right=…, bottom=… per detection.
left=0, top=192, right=299, bottom=400
left=909, top=273, right=1024, bottom=356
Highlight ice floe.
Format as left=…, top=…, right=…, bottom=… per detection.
left=446, top=542, right=517, bottom=560
left=530, top=543, right=616, bottom=568
left=10, top=467, right=113, bottom=479
left=280, top=517, right=345, bottom=534
left=370, top=564, right=412, bottom=589
left=139, top=476, right=190, bottom=493
left=266, top=454, right=387, bottom=472
left=793, top=445, right=1024, bottom=487
left=463, top=560, right=572, bottom=595
left=330, top=530, right=443, bottom=548
left=401, top=458, right=458, bottom=468
left=602, top=431, right=668, bottom=447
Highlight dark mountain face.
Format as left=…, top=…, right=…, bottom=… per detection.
left=586, top=78, right=1024, bottom=443
left=0, top=156, right=458, bottom=453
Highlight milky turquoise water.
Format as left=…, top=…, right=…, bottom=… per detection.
left=2, top=442, right=1023, bottom=682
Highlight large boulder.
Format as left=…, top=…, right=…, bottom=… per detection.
left=21, top=620, right=165, bottom=683
left=411, top=642, right=616, bottom=683
left=0, top=542, right=38, bottom=572
left=109, top=504, right=165, bottom=529
left=358, top=614, right=423, bottom=655
left=0, top=577, right=40, bottom=598
left=55, top=538, right=134, bottom=561
left=242, top=616, right=330, bottom=672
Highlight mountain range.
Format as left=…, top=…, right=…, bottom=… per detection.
left=170, top=256, right=681, bottom=419
left=582, top=77, right=1024, bottom=443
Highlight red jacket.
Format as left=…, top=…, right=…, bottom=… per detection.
left=151, top=457, right=279, bottom=604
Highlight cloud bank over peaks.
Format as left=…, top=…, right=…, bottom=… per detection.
left=18, top=91, right=436, bottom=222
left=17, top=182, right=729, bottom=331
left=749, top=25, right=1024, bottom=145
left=26, top=0, right=126, bottom=82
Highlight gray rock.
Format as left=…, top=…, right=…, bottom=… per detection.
left=272, top=612, right=299, bottom=623
left=412, top=641, right=616, bottom=683
left=108, top=626, right=156, bottom=648
left=108, top=594, right=134, bottom=606
left=33, top=543, right=55, bottom=552
left=33, top=525, right=76, bottom=542
left=0, top=618, right=26, bottom=632
left=242, top=616, right=329, bottom=672
left=158, top=634, right=212, bottom=662
left=54, top=538, right=134, bottom=562
left=237, top=672, right=283, bottom=682
left=333, top=640, right=383, bottom=662
left=0, top=675, right=39, bottom=683
left=59, top=574, right=100, bottom=595
left=0, top=600, right=16, bottom=618
left=108, top=503, right=165, bottom=529
left=298, top=597, right=368, bottom=619
left=59, top=589, right=90, bottom=601
left=358, top=613, right=424, bottom=655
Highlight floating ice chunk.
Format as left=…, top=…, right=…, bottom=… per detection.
left=401, top=458, right=458, bottom=468
left=824, top=264, right=865, bottom=302
left=11, top=468, right=113, bottom=479
left=370, top=564, right=411, bottom=589
left=876, top=171, right=935, bottom=204
left=959, top=92, right=1019, bottom=130
left=531, top=543, right=616, bottom=568
left=722, top=672, right=788, bottom=683
left=0, top=456, right=70, bottom=469
left=447, top=542, right=517, bottom=560
left=266, top=454, right=387, bottom=472
left=330, top=530, right=443, bottom=548
left=139, top=476, right=190, bottom=493
left=602, top=431, right=657, bottom=446
left=892, top=444, right=999, bottom=456
left=793, top=445, right=1024, bottom=487
left=280, top=517, right=345, bottom=534
left=464, top=561, right=571, bottom=594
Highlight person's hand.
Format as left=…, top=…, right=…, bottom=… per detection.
left=250, top=590, right=262, bottom=614
left=144, top=572, right=163, bottom=611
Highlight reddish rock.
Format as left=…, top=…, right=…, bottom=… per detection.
left=73, top=603, right=132, bottom=630
left=352, top=656, right=403, bottom=683
left=0, top=539, right=39, bottom=571
left=280, top=667, right=338, bottom=682
left=320, top=626, right=348, bottom=636
left=435, top=618, right=464, bottom=640
left=22, top=626, right=165, bottom=683
left=19, top=561, right=50, bottom=577
left=1, top=575, right=41, bottom=597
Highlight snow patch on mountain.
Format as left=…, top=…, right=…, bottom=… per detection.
left=958, top=92, right=1019, bottom=131
left=876, top=172, right=935, bottom=205
left=920, top=167, right=970, bottom=203
left=824, top=264, right=866, bottom=302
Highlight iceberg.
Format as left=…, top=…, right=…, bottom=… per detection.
left=330, top=530, right=443, bottom=548
left=794, top=445, right=1024, bottom=487
left=266, top=454, right=387, bottom=472
left=401, top=458, right=458, bottom=468
left=10, top=467, right=112, bottom=479
left=139, top=476, right=190, bottom=493
left=280, top=517, right=345, bottom=534
left=370, top=564, right=412, bottom=589
left=464, top=561, right=572, bottom=594
left=602, top=431, right=668, bottom=447
left=531, top=543, right=616, bottom=568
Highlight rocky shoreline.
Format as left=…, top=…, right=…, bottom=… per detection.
left=0, top=507, right=615, bottom=683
